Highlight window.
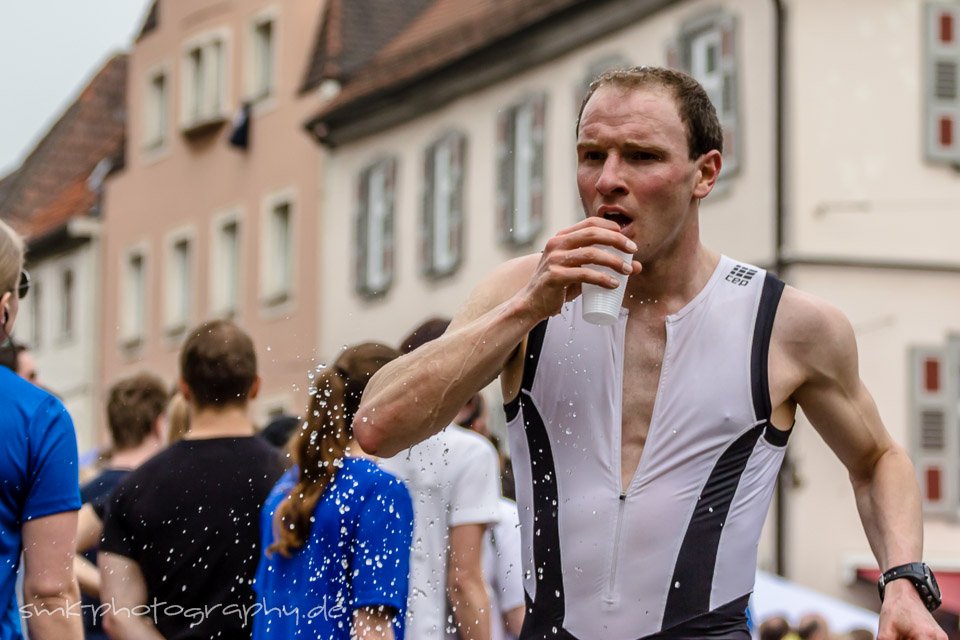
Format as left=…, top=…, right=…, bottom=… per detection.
left=211, top=216, right=241, bottom=317
left=261, top=196, right=294, bottom=305
left=422, top=132, right=466, bottom=277
left=925, top=3, right=960, bottom=164
left=144, top=68, right=168, bottom=149
left=30, top=276, right=41, bottom=348
left=910, top=338, right=960, bottom=516
left=182, top=34, right=228, bottom=131
left=356, top=159, right=396, bottom=296
left=165, top=234, right=193, bottom=334
left=668, top=10, right=740, bottom=177
left=249, top=16, right=275, bottom=101
left=497, top=94, right=546, bottom=247
left=121, top=250, right=147, bottom=346
left=60, top=268, right=74, bottom=341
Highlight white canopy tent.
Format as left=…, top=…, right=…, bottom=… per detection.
left=750, top=570, right=880, bottom=634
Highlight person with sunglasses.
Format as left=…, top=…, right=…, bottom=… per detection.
left=0, top=219, right=83, bottom=639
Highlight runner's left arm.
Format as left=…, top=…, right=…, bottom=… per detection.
left=785, top=290, right=945, bottom=640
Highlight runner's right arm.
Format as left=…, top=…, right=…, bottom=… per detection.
left=354, top=218, right=638, bottom=457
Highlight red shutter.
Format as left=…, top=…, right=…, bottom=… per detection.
left=926, top=4, right=960, bottom=163
left=925, top=357, right=941, bottom=392
left=925, top=466, right=942, bottom=502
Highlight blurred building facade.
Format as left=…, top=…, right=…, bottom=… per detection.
left=99, top=0, right=332, bottom=427
left=0, top=54, right=127, bottom=453
left=304, top=0, right=960, bottom=626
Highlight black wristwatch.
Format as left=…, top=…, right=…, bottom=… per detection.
left=877, top=562, right=941, bottom=612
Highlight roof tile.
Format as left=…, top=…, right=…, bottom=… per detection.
left=0, top=55, right=126, bottom=241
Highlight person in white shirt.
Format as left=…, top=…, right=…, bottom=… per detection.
left=379, top=318, right=502, bottom=640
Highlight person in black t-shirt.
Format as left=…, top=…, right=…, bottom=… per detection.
left=99, top=320, right=284, bottom=640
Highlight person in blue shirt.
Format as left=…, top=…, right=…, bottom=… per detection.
left=0, top=219, right=82, bottom=640
left=253, top=342, right=414, bottom=640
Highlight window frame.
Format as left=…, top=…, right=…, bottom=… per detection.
left=58, top=266, right=75, bottom=343
left=120, top=243, right=149, bottom=349
left=924, top=2, right=960, bottom=166
left=909, top=341, right=960, bottom=518
left=421, top=130, right=467, bottom=279
left=180, top=28, right=231, bottom=134
left=163, top=227, right=196, bottom=338
left=246, top=6, right=279, bottom=106
left=668, top=9, right=741, bottom=180
left=355, top=157, right=397, bottom=298
left=259, top=188, right=297, bottom=309
left=143, top=61, right=170, bottom=153
left=497, top=93, right=547, bottom=248
left=209, top=208, right=243, bottom=320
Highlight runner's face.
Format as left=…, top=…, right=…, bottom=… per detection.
left=576, top=85, right=704, bottom=261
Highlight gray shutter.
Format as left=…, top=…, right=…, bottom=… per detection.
left=718, top=12, right=740, bottom=176
left=496, top=107, right=515, bottom=244
left=910, top=345, right=955, bottom=515
left=925, top=3, right=960, bottom=163
left=382, top=158, right=397, bottom=293
left=355, top=166, right=370, bottom=295
left=666, top=37, right=682, bottom=70
left=422, top=140, right=436, bottom=275
left=529, top=93, right=546, bottom=242
left=449, top=132, right=466, bottom=272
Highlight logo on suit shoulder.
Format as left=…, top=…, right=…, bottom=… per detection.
left=725, top=265, right=757, bottom=287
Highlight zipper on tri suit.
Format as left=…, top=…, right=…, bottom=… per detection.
left=603, top=491, right=628, bottom=605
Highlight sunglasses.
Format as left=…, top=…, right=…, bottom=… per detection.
left=17, top=270, right=29, bottom=299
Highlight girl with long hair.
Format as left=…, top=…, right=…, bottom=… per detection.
left=253, top=342, right=414, bottom=640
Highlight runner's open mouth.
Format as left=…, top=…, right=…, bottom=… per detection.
left=603, top=212, right=631, bottom=229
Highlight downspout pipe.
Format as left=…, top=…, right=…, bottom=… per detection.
left=771, top=0, right=788, bottom=579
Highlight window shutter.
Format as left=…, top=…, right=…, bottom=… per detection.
left=382, top=158, right=397, bottom=293
left=910, top=346, right=955, bottom=514
left=925, top=3, right=960, bottom=164
left=422, top=141, right=436, bottom=275
left=496, top=108, right=515, bottom=244
left=355, top=167, right=371, bottom=294
left=666, top=38, right=682, bottom=71
left=449, top=133, right=466, bottom=272
left=529, top=93, right=546, bottom=242
left=718, top=12, right=740, bottom=176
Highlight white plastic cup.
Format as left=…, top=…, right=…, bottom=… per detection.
left=581, top=245, right=632, bottom=325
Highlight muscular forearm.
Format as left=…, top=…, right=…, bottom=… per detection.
left=355, top=296, right=536, bottom=456
left=448, top=575, right=492, bottom=640
left=851, top=444, right=923, bottom=570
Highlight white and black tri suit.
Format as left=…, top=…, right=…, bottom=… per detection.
left=504, top=256, right=790, bottom=640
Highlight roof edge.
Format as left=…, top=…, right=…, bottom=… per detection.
left=306, top=0, right=679, bottom=147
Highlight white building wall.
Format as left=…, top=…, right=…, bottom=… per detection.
left=319, top=0, right=777, bottom=360
left=22, top=236, right=101, bottom=454
left=790, top=0, right=959, bottom=262
left=785, top=0, right=960, bottom=605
